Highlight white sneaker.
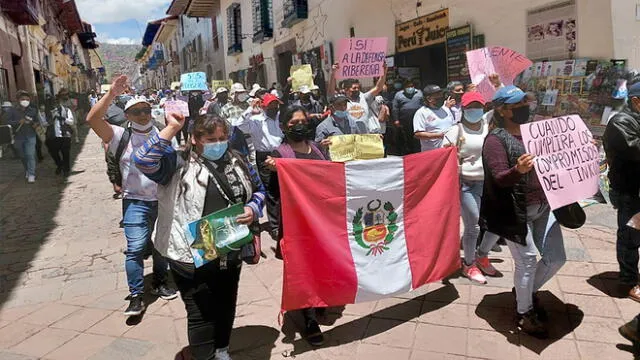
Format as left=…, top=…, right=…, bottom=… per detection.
left=27, top=175, right=35, bottom=183
left=25, top=172, right=28, bottom=179
left=214, top=348, right=232, bottom=360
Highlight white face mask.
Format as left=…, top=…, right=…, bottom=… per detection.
left=131, top=121, right=153, bottom=132
left=20, top=100, right=30, bottom=108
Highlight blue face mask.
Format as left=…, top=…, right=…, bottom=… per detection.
left=405, top=87, right=416, bottom=95
left=394, top=83, right=402, bottom=90
left=463, top=108, right=484, bottom=124
left=333, top=110, right=348, bottom=119
left=202, top=141, right=228, bottom=161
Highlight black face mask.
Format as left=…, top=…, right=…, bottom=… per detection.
left=452, top=93, right=463, bottom=103
left=511, top=105, right=531, bottom=124
left=286, top=123, right=310, bottom=142
left=300, top=94, right=311, bottom=103
left=266, top=108, right=278, bottom=119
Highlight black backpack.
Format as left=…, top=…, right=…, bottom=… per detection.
left=105, top=127, right=132, bottom=186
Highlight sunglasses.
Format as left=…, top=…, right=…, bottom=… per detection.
left=128, top=108, right=152, bottom=116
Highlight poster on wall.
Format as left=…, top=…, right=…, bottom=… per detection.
left=526, top=0, right=577, bottom=61
left=446, top=25, right=473, bottom=84
left=395, top=9, right=449, bottom=53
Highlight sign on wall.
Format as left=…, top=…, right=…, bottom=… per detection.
left=395, top=9, right=449, bottom=53
left=526, top=0, right=577, bottom=61
left=446, top=25, right=473, bottom=84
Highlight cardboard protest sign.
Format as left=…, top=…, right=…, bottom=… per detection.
left=290, top=65, right=314, bottom=91
left=520, top=115, right=599, bottom=210
left=329, top=134, right=384, bottom=162
left=466, top=46, right=532, bottom=101
left=164, top=100, right=190, bottom=117
left=180, top=72, right=208, bottom=91
left=212, top=80, right=233, bottom=93
left=336, top=37, right=388, bottom=79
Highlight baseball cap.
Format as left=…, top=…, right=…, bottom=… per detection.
left=262, top=93, right=283, bottom=106
left=330, top=94, right=349, bottom=104
left=248, top=84, right=263, bottom=97
left=492, top=85, right=526, bottom=105
left=628, top=81, right=640, bottom=97
left=423, top=84, right=443, bottom=96
left=215, top=87, right=229, bottom=95
left=310, top=85, right=320, bottom=91
left=230, top=83, right=246, bottom=95
left=298, top=85, right=311, bottom=94
left=461, top=91, right=486, bottom=107
left=124, top=98, right=151, bottom=112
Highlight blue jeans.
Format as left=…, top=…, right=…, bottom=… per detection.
left=506, top=203, right=566, bottom=314
left=123, top=199, right=168, bottom=295
left=461, top=180, right=483, bottom=265
left=610, top=190, right=640, bottom=284
left=13, top=135, right=36, bottom=177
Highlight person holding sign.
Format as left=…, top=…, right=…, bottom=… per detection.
left=604, top=80, right=640, bottom=301
left=413, top=85, right=456, bottom=152
left=315, top=95, right=368, bottom=145
left=133, top=112, right=265, bottom=360
left=479, top=85, right=566, bottom=339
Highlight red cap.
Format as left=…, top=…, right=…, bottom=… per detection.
left=262, top=93, right=283, bottom=107
left=461, top=91, right=486, bottom=107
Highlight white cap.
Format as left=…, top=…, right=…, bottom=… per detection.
left=248, top=83, right=263, bottom=97
left=230, top=83, right=246, bottom=95
left=124, top=98, right=151, bottom=112
left=310, top=84, right=320, bottom=91
left=215, top=87, right=229, bottom=95
left=298, top=85, right=311, bottom=94
left=1, top=101, right=12, bottom=107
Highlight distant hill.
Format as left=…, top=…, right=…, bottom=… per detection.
left=96, top=42, right=142, bottom=81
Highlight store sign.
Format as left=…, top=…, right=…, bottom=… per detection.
left=395, top=9, right=449, bottom=53
left=446, top=25, right=472, bottom=83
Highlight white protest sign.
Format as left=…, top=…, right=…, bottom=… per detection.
left=164, top=100, right=190, bottom=117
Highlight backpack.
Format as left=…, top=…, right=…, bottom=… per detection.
left=105, top=127, right=132, bottom=186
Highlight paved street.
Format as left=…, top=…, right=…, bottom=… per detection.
left=0, top=124, right=635, bottom=360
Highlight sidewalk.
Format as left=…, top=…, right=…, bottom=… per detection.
left=0, top=126, right=634, bottom=360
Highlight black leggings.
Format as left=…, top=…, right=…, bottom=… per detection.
left=46, top=137, right=71, bottom=172
left=172, top=261, right=241, bottom=360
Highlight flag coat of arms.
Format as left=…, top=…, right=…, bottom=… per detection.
left=277, top=147, right=461, bottom=311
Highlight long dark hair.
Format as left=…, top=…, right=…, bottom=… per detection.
left=178, top=114, right=230, bottom=197
left=281, top=105, right=309, bottom=143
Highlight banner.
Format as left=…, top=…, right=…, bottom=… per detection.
left=520, top=114, right=599, bottom=210
left=336, top=37, right=388, bottom=79
left=164, top=100, right=190, bottom=117
left=329, top=134, right=384, bottom=162
left=180, top=72, right=208, bottom=91
left=289, top=64, right=314, bottom=91
left=212, top=80, right=233, bottom=93
left=466, top=46, right=533, bottom=101
left=277, top=149, right=460, bottom=311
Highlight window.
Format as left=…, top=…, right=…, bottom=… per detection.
left=282, top=0, right=308, bottom=28
left=227, top=3, right=242, bottom=54
left=212, top=16, right=219, bottom=51
left=252, top=0, right=273, bottom=43
left=197, top=35, right=203, bottom=62
left=0, top=68, right=9, bottom=103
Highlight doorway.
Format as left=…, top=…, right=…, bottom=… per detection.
left=394, top=43, right=447, bottom=88
left=276, top=51, right=293, bottom=88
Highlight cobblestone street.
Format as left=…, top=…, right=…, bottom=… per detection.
left=0, top=125, right=635, bottom=360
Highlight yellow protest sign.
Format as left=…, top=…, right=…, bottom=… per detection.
left=211, top=80, right=233, bottom=92
left=290, top=64, right=314, bottom=91
left=329, top=134, right=384, bottom=162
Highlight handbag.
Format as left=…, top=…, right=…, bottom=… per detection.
left=553, top=202, right=586, bottom=229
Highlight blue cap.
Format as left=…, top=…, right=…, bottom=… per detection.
left=492, top=85, right=526, bottom=106
left=629, top=82, right=640, bottom=98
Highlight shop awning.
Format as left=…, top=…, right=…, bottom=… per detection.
left=0, top=0, right=39, bottom=25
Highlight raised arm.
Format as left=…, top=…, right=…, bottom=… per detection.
left=369, top=65, right=388, bottom=96
left=86, top=75, right=129, bottom=143
left=328, top=63, right=338, bottom=98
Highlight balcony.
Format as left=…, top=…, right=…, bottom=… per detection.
left=281, top=0, right=307, bottom=28
left=1, top=0, right=39, bottom=25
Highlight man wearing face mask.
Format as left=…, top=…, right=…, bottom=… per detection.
left=315, top=94, right=367, bottom=145
left=233, top=93, right=284, bottom=240
left=8, top=91, right=40, bottom=182
left=86, top=75, right=178, bottom=317
left=446, top=81, right=465, bottom=123
left=187, top=90, right=205, bottom=141
left=219, top=83, right=253, bottom=166
left=57, top=89, right=80, bottom=144
left=413, top=85, right=456, bottom=152
left=393, top=79, right=424, bottom=155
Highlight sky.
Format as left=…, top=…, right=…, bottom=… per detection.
left=75, top=0, right=172, bottom=45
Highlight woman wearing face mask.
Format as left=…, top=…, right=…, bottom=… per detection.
left=87, top=76, right=178, bottom=317
left=413, top=85, right=455, bottom=152
left=443, top=92, right=500, bottom=284
left=133, top=110, right=265, bottom=360
left=479, top=85, right=566, bottom=338
left=446, top=81, right=465, bottom=123
left=265, top=105, right=328, bottom=346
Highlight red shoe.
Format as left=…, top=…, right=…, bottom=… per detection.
left=476, top=256, right=498, bottom=277
left=462, top=262, right=487, bottom=284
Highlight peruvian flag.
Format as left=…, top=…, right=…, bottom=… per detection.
left=277, top=147, right=461, bottom=311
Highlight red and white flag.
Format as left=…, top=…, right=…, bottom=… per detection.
left=277, top=148, right=461, bottom=311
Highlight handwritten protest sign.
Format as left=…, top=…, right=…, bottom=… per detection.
left=164, top=100, right=190, bottom=117
left=336, top=37, right=387, bottom=79
left=180, top=72, right=208, bottom=91
left=466, top=46, right=532, bottom=101
left=520, top=115, right=599, bottom=210
left=329, top=134, right=384, bottom=162
left=212, top=80, right=233, bottom=93
left=290, top=65, right=314, bottom=91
